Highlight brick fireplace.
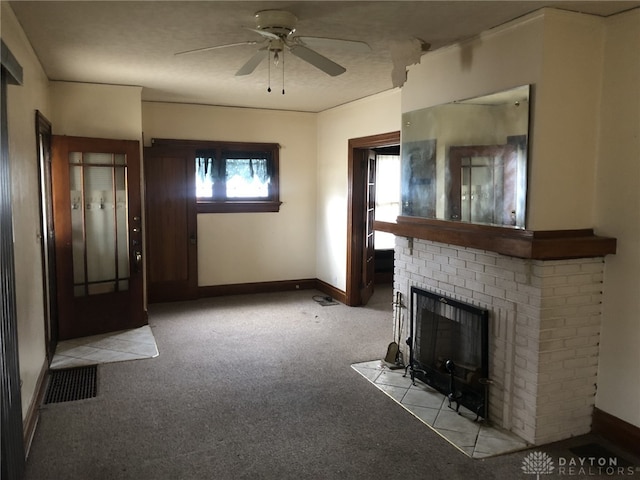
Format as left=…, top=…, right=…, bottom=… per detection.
left=383, top=218, right=616, bottom=446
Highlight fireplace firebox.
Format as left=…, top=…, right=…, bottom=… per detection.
left=405, top=287, right=489, bottom=420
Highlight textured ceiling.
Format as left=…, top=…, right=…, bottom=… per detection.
left=9, top=1, right=640, bottom=112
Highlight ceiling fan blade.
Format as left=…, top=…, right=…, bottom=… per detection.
left=245, top=27, right=280, bottom=40
left=288, top=44, right=346, bottom=76
left=235, top=48, right=269, bottom=76
left=295, top=36, right=371, bottom=53
left=175, top=41, right=259, bottom=56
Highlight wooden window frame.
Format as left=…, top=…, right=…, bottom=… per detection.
left=150, top=138, right=282, bottom=213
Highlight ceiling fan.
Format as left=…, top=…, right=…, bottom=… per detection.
left=175, top=9, right=371, bottom=77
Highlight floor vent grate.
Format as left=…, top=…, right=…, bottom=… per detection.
left=45, top=365, right=97, bottom=404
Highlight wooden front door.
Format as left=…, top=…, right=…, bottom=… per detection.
left=52, top=136, right=146, bottom=340
left=143, top=146, right=198, bottom=303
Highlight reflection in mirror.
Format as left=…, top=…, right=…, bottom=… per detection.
left=401, top=85, right=530, bottom=228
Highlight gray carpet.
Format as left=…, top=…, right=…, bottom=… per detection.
left=24, top=287, right=639, bottom=479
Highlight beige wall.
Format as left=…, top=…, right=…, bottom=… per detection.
left=594, top=9, right=640, bottom=428
left=532, top=11, right=604, bottom=230
left=141, top=102, right=318, bottom=286
left=50, top=81, right=142, bottom=140
left=402, top=8, right=605, bottom=231
left=315, top=90, right=401, bottom=290
left=2, top=1, right=51, bottom=419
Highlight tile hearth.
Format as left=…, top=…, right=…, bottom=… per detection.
left=352, top=360, right=529, bottom=458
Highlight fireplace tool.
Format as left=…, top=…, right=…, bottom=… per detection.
left=383, top=292, right=400, bottom=365
left=384, top=291, right=405, bottom=369
left=445, top=360, right=463, bottom=414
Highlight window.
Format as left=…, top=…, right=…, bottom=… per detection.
left=196, top=152, right=271, bottom=200
left=374, top=153, right=400, bottom=249
left=151, top=139, right=281, bottom=213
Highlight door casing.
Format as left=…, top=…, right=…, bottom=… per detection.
left=346, top=131, right=400, bottom=306
left=35, top=111, right=58, bottom=360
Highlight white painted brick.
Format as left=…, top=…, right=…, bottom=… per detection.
left=576, top=325, right=601, bottom=337
left=553, top=285, right=581, bottom=296
left=438, top=283, right=455, bottom=295
left=464, top=279, right=485, bottom=293
left=484, top=285, right=506, bottom=299
left=476, top=253, right=498, bottom=265
left=493, top=297, right=516, bottom=311
left=432, top=270, right=449, bottom=282
left=539, top=318, right=566, bottom=329
left=472, top=291, right=493, bottom=305
left=540, top=349, right=584, bottom=366
left=580, top=260, right=605, bottom=273
left=441, top=246, right=459, bottom=258
left=465, top=261, right=485, bottom=273
left=442, top=263, right=457, bottom=275
left=476, top=272, right=497, bottom=286
left=417, top=250, right=434, bottom=262
left=395, top=238, right=603, bottom=443
left=455, top=267, right=475, bottom=280
left=505, top=289, right=531, bottom=305
left=575, top=345, right=600, bottom=358
left=453, top=285, right=474, bottom=299
left=486, top=266, right=515, bottom=281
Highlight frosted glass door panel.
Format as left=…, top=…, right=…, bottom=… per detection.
left=69, top=152, right=129, bottom=297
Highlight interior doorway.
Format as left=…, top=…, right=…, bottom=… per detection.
left=35, top=111, right=58, bottom=360
left=346, top=131, right=400, bottom=306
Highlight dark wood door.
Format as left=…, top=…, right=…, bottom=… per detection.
left=143, top=146, right=198, bottom=303
left=360, top=150, right=377, bottom=304
left=52, top=136, right=146, bottom=340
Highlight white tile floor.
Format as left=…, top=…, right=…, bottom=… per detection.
left=50, top=325, right=159, bottom=370
left=352, top=360, right=530, bottom=458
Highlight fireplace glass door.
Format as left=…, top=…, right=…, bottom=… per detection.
left=409, top=287, right=489, bottom=419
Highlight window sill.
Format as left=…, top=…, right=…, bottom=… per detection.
left=196, top=200, right=282, bottom=213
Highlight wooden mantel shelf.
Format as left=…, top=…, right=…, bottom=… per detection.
left=375, top=216, right=617, bottom=260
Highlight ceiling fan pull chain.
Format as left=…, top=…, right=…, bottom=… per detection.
left=267, top=42, right=272, bottom=93
left=282, top=48, right=285, bottom=95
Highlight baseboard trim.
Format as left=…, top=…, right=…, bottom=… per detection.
left=592, top=407, right=640, bottom=457
left=198, top=278, right=318, bottom=298
left=314, top=278, right=347, bottom=305
left=23, top=359, right=49, bottom=457
left=198, top=278, right=348, bottom=304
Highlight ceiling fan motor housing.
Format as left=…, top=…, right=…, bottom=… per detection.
left=255, top=10, right=297, bottom=37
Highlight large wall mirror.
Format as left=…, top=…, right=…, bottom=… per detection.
left=401, top=85, right=530, bottom=228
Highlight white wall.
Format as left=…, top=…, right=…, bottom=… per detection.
left=141, top=102, right=317, bottom=286
left=2, top=1, right=51, bottom=419
left=594, top=9, right=640, bottom=428
left=316, top=90, right=401, bottom=291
